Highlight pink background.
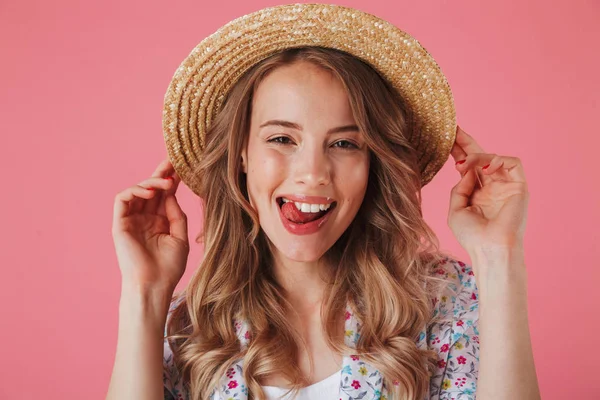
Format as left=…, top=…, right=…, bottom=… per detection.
left=1, top=0, right=598, bottom=398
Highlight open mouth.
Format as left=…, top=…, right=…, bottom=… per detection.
left=276, top=197, right=337, bottom=225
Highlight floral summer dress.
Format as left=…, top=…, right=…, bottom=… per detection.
left=164, top=256, right=480, bottom=399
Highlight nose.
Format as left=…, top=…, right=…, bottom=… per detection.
left=293, top=144, right=331, bottom=187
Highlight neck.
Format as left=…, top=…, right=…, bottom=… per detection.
left=271, top=250, right=330, bottom=313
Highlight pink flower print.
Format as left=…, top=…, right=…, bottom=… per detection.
left=455, top=377, right=467, bottom=387
left=345, top=310, right=351, bottom=320
left=457, top=356, right=467, bottom=365
left=456, top=320, right=464, bottom=327
left=468, top=270, right=474, bottom=276
left=440, top=344, right=449, bottom=352
left=244, top=330, right=251, bottom=340
left=432, top=297, right=439, bottom=306
left=437, top=359, right=446, bottom=369
left=226, top=368, right=235, bottom=379
left=473, top=335, right=480, bottom=344
left=458, top=261, right=466, bottom=267
left=435, top=268, right=446, bottom=275
left=351, top=355, right=360, bottom=361
left=351, top=380, right=361, bottom=389
left=431, top=336, right=440, bottom=345
left=471, top=292, right=477, bottom=300
left=228, top=380, right=238, bottom=389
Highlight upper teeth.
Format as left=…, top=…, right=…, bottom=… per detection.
left=282, top=198, right=331, bottom=213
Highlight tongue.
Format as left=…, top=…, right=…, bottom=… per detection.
left=281, top=202, right=326, bottom=224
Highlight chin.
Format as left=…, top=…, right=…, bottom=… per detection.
left=276, top=239, right=332, bottom=263
left=285, top=251, right=325, bottom=263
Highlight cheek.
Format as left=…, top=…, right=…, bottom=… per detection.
left=339, top=157, right=370, bottom=198
left=246, top=148, right=288, bottom=201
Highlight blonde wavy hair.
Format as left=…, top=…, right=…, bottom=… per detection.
left=166, top=46, right=456, bottom=400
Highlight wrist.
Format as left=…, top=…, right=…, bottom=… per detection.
left=467, top=245, right=528, bottom=294
left=119, top=282, right=173, bottom=324
left=468, top=244, right=525, bottom=272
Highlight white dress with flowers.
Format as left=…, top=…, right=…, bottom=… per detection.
left=163, top=256, right=480, bottom=400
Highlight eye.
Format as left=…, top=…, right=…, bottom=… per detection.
left=267, top=136, right=294, bottom=145
left=332, top=140, right=359, bottom=150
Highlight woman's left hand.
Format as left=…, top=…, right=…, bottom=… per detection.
left=447, top=125, right=530, bottom=256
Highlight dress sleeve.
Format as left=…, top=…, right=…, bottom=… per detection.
left=428, top=257, right=480, bottom=400
left=163, top=293, right=187, bottom=400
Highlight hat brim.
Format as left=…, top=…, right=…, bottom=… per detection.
left=162, top=3, right=456, bottom=196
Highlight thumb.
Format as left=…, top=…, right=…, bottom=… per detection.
left=449, top=169, right=477, bottom=215
left=165, top=194, right=189, bottom=245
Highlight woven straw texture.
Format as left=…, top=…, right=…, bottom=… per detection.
left=162, top=3, right=456, bottom=196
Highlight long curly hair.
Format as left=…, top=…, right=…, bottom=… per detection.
left=166, top=46, right=456, bottom=400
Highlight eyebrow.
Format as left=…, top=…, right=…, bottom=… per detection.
left=259, top=119, right=360, bottom=134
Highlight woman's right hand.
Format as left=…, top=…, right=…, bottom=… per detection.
left=112, top=158, right=190, bottom=295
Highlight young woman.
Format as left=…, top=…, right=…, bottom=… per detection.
left=106, top=6, right=540, bottom=400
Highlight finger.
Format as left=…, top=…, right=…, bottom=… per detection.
left=455, top=125, right=485, bottom=154
left=456, top=153, right=526, bottom=183
left=163, top=171, right=181, bottom=197
left=483, top=154, right=527, bottom=183
left=156, top=172, right=183, bottom=218
left=152, top=158, right=175, bottom=176
left=113, top=185, right=156, bottom=228
left=136, top=176, right=174, bottom=191
left=451, top=131, right=485, bottom=187
left=131, top=176, right=173, bottom=214
left=143, top=176, right=175, bottom=215
left=164, top=194, right=189, bottom=245
left=450, top=142, right=467, bottom=163
left=156, top=177, right=176, bottom=218
left=142, top=159, right=172, bottom=214
left=129, top=189, right=148, bottom=214
left=144, top=158, right=176, bottom=214
left=449, top=169, right=478, bottom=215
left=454, top=152, right=492, bottom=187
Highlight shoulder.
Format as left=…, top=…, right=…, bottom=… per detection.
left=425, top=257, right=480, bottom=398
left=164, top=291, right=185, bottom=335
left=429, top=256, right=478, bottom=323
left=420, top=256, right=479, bottom=349
left=163, top=292, right=188, bottom=399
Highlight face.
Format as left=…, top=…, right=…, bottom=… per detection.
left=241, top=61, right=370, bottom=262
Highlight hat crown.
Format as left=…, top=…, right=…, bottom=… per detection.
left=163, top=3, right=456, bottom=196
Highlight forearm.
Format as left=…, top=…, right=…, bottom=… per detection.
left=470, top=247, right=541, bottom=400
left=106, top=283, right=172, bottom=400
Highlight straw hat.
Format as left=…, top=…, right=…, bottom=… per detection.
left=162, top=3, right=456, bottom=196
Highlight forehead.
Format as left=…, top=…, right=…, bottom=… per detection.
left=251, top=62, right=355, bottom=124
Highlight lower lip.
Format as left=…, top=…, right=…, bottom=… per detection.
left=277, top=202, right=334, bottom=235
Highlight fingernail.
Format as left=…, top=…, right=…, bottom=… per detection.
left=482, top=164, right=490, bottom=170
left=455, top=159, right=466, bottom=165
